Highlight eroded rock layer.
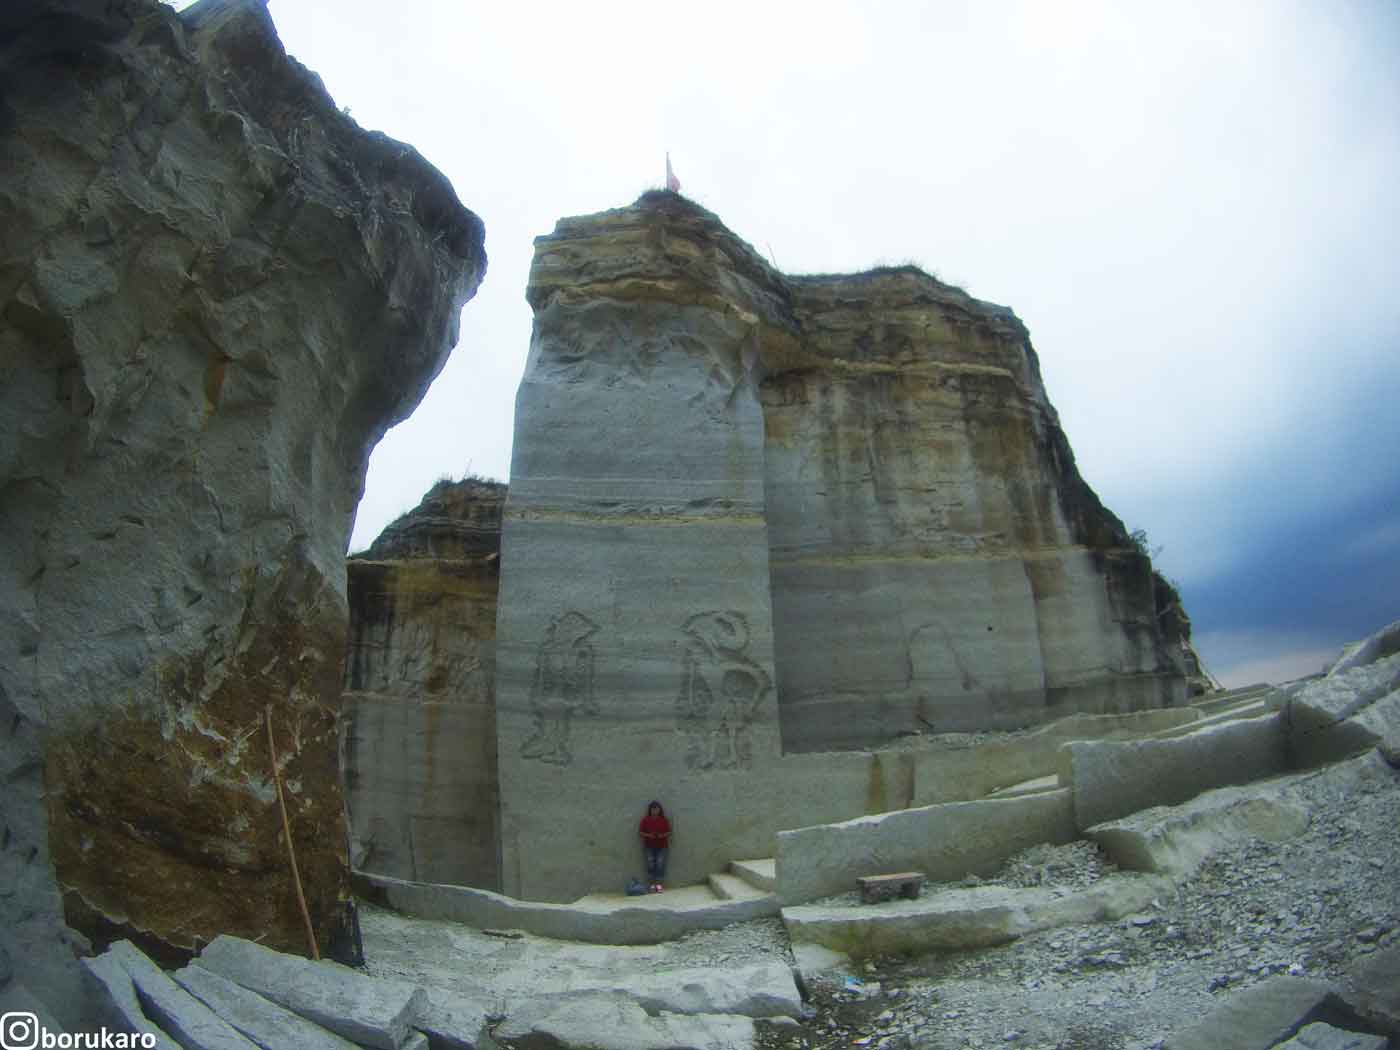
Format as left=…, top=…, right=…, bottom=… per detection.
left=767, top=271, right=1190, bottom=747
left=0, top=0, right=485, bottom=1020
left=344, top=478, right=503, bottom=888
left=494, top=192, right=1196, bottom=899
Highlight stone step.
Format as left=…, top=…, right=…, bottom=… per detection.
left=707, top=872, right=772, bottom=902
left=781, top=872, right=1171, bottom=958
left=728, top=858, right=776, bottom=893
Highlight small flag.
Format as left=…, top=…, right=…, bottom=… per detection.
left=666, top=152, right=681, bottom=193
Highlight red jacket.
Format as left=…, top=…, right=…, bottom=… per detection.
left=640, top=811, right=671, bottom=849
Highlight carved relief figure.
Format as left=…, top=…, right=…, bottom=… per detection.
left=675, top=611, right=771, bottom=770
left=520, top=611, right=599, bottom=765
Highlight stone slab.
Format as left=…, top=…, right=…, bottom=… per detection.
left=1162, top=976, right=1341, bottom=1050
left=489, top=990, right=754, bottom=1050
left=775, top=789, right=1077, bottom=904
left=357, top=871, right=779, bottom=944
left=1061, top=714, right=1289, bottom=830
left=908, top=707, right=1202, bottom=806
left=194, top=934, right=424, bottom=1050
left=0, top=981, right=66, bottom=1043
left=1275, top=1022, right=1387, bottom=1049
left=782, top=873, right=1170, bottom=958
left=79, top=951, right=181, bottom=1050
left=1346, top=943, right=1400, bottom=1037
left=1089, top=779, right=1311, bottom=877
left=507, top=960, right=798, bottom=1023
left=107, top=940, right=259, bottom=1050
left=416, top=986, right=493, bottom=1050
left=174, top=964, right=363, bottom=1050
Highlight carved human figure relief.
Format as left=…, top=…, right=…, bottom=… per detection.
left=675, top=611, right=771, bottom=770
left=520, top=611, right=599, bottom=765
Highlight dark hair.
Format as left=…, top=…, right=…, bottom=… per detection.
left=646, top=800, right=665, bottom=815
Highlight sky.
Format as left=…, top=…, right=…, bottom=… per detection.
left=224, top=0, right=1397, bottom=688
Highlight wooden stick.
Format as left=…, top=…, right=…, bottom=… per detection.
left=266, top=704, right=319, bottom=960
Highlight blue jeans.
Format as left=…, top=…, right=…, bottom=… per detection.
left=644, top=846, right=667, bottom=880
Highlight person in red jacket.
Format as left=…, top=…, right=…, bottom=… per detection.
left=639, top=800, right=672, bottom=893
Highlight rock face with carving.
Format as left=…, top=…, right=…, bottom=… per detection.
left=344, top=478, right=503, bottom=887
left=0, top=0, right=484, bottom=1024
left=492, top=192, right=1198, bottom=900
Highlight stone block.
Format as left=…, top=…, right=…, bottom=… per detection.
left=194, top=935, right=424, bottom=1050
left=782, top=874, right=1169, bottom=958
left=1329, top=620, right=1400, bottom=676
left=1346, top=943, right=1400, bottom=1037
left=1274, top=1023, right=1387, bottom=1049
left=489, top=991, right=755, bottom=1050
left=775, top=790, right=1077, bottom=904
left=1061, top=715, right=1289, bottom=830
left=106, top=940, right=259, bottom=1050
left=0, top=981, right=66, bottom=1043
left=908, top=708, right=1202, bottom=806
left=1163, top=976, right=1342, bottom=1050
left=79, top=951, right=181, bottom=1050
left=173, top=964, right=362, bottom=1050
left=1286, top=655, right=1400, bottom=767
left=1088, top=780, right=1311, bottom=877
left=415, top=986, right=493, bottom=1050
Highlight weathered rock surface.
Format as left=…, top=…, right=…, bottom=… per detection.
left=492, top=191, right=1197, bottom=902
left=345, top=478, right=504, bottom=886
left=0, top=0, right=484, bottom=1024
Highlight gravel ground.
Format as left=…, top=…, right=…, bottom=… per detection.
left=765, top=751, right=1400, bottom=1050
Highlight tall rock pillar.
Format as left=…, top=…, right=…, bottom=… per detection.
left=495, top=194, right=796, bottom=901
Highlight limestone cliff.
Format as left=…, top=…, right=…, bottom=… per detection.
left=0, top=0, right=485, bottom=1022
left=344, top=478, right=503, bottom=887
left=492, top=191, right=1197, bottom=898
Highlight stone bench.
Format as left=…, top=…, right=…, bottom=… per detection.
left=857, top=871, right=926, bottom=904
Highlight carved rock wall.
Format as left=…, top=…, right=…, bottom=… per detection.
left=344, top=479, right=503, bottom=887
left=493, top=193, right=1195, bottom=900
left=0, top=0, right=484, bottom=1022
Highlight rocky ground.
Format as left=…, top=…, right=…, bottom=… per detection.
left=359, top=749, right=1399, bottom=1050
left=761, top=752, right=1400, bottom=1050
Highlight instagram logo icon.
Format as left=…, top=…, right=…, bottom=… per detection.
left=0, top=1012, right=38, bottom=1050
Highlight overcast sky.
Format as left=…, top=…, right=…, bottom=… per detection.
left=247, top=0, right=1398, bottom=688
